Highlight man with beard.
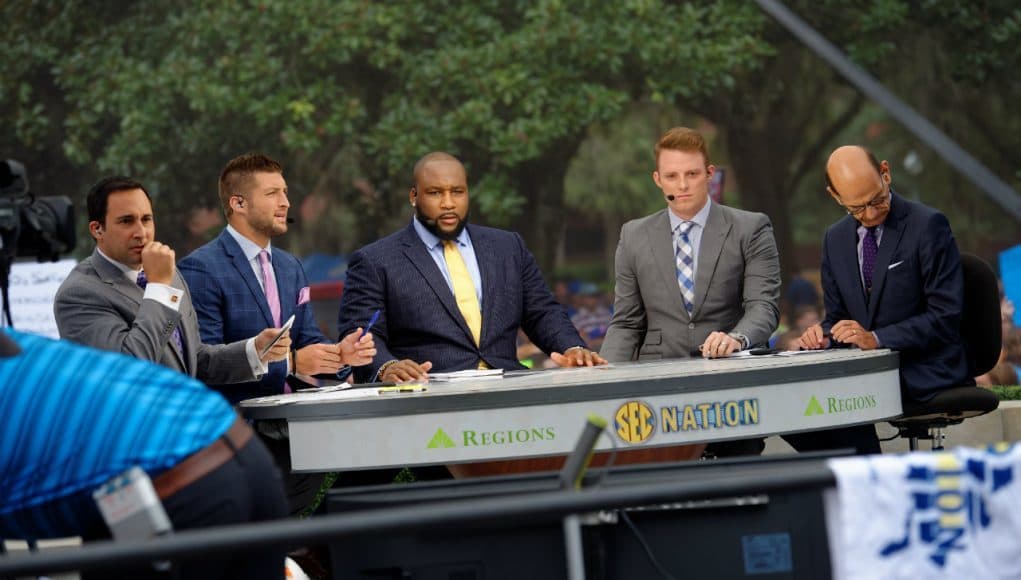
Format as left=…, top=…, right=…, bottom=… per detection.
left=338, top=152, right=605, bottom=384
left=179, top=153, right=375, bottom=514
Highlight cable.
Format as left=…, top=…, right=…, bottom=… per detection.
left=619, top=510, right=679, bottom=580
left=590, top=430, right=679, bottom=579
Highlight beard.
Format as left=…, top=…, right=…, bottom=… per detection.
left=416, top=206, right=469, bottom=241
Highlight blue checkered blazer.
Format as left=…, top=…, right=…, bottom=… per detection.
left=180, top=229, right=329, bottom=403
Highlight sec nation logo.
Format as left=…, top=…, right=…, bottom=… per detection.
left=614, top=400, right=656, bottom=444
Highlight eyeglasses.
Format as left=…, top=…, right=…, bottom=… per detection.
left=842, top=188, right=890, bottom=217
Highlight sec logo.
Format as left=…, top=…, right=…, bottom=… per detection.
left=614, top=400, right=656, bottom=444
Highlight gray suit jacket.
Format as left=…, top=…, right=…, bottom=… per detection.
left=54, top=249, right=253, bottom=384
left=600, top=204, right=780, bottom=362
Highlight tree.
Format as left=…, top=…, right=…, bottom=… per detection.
left=1, top=0, right=769, bottom=274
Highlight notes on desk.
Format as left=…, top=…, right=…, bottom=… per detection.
left=427, top=368, right=504, bottom=382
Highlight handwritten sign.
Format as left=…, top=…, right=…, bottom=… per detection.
left=3, top=259, right=77, bottom=338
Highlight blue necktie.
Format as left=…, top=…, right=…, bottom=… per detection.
left=675, top=221, right=695, bottom=315
left=137, top=270, right=185, bottom=357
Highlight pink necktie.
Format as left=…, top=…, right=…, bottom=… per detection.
left=258, top=250, right=282, bottom=326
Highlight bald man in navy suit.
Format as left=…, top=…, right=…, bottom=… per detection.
left=796, top=145, right=967, bottom=454
left=338, top=152, right=605, bottom=384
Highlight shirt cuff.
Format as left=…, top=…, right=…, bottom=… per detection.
left=728, top=332, right=749, bottom=350
left=872, top=331, right=882, bottom=348
left=245, top=337, right=268, bottom=377
left=143, top=283, right=183, bottom=311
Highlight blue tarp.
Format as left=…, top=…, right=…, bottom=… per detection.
left=999, top=244, right=1021, bottom=327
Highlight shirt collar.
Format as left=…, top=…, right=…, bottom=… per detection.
left=226, top=224, right=271, bottom=262
left=96, top=247, right=141, bottom=283
left=412, top=216, right=470, bottom=250
left=668, top=197, right=712, bottom=233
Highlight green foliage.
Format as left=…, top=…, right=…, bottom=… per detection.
left=990, top=386, right=1021, bottom=401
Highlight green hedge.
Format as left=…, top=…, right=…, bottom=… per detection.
left=990, top=385, right=1021, bottom=401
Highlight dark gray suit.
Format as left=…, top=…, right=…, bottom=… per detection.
left=54, top=249, right=253, bottom=384
left=601, top=204, right=780, bottom=361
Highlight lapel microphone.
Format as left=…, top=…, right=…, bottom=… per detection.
left=665, top=195, right=676, bottom=201
left=286, top=217, right=295, bottom=224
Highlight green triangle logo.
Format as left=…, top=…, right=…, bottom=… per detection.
left=804, top=395, right=825, bottom=416
left=427, top=428, right=456, bottom=449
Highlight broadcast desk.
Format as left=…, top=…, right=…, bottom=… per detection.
left=239, top=349, right=901, bottom=474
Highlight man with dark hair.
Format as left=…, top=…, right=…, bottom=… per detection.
left=179, top=153, right=375, bottom=405
left=796, top=145, right=967, bottom=453
left=338, top=151, right=604, bottom=384
left=600, top=126, right=781, bottom=457
left=0, top=329, right=288, bottom=579
left=54, top=176, right=289, bottom=382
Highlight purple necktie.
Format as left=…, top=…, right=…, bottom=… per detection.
left=862, top=226, right=879, bottom=294
left=136, top=270, right=185, bottom=356
left=258, top=251, right=291, bottom=393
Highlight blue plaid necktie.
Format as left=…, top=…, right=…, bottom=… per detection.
left=675, top=221, right=695, bottom=315
left=137, top=270, right=185, bottom=356
left=862, top=226, right=879, bottom=295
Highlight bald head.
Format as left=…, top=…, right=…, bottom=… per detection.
left=413, top=152, right=465, bottom=185
left=825, top=145, right=892, bottom=227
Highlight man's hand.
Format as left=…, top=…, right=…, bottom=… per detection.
left=550, top=347, right=607, bottom=367
left=338, top=329, right=376, bottom=366
left=699, top=331, right=741, bottom=358
left=254, top=327, right=291, bottom=363
left=798, top=324, right=829, bottom=350
left=140, top=242, right=175, bottom=285
left=295, top=343, right=343, bottom=375
left=381, top=359, right=432, bottom=383
left=831, top=320, right=878, bottom=350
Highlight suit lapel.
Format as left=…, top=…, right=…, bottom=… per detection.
left=692, top=204, right=731, bottom=319
left=470, top=226, right=498, bottom=345
left=219, top=231, right=275, bottom=327
left=866, top=194, right=907, bottom=325
left=275, top=253, right=297, bottom=324
left=399, top=225, right=475, bottom=343
left=92, top=249, right=143, bottom=305
left=835, top=218, right=869, bottom=322
left=167, top=270, right=191, bottom=371
left=648, top=210, right=689, bottom=321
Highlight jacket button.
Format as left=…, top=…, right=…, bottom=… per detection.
left=688, top=323, right=695, bottom=329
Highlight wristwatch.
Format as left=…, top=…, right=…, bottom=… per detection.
left=727, top=332, right=749, bottom=350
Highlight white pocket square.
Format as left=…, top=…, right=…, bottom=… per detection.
left=888, top=260, right=904, bottom=270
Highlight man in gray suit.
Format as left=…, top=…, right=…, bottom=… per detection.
left=55, top=176, right=290, bottom=384
left=601, top=127, right=780, bottom=456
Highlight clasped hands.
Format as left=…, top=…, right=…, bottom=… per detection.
left=294, top=328, right=377, bottom=375
left=798, top=321, right=877, bottom=350
left=253, top=326, right=377, bottom=372
left=379, top=347, right=607, bottom=383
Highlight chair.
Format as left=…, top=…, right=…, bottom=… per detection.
left=888, top=253, right=1001, bottom=451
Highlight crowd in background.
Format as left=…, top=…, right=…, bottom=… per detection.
left=512, top=272, right=1021, bottom=388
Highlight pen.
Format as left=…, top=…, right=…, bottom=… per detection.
left=360, top=309, right=381, bottom=339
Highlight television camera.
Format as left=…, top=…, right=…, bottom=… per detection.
left=0, top=159, right=76, bottom=325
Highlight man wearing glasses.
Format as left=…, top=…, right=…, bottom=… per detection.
left=796, top=145, right=968, bottom=453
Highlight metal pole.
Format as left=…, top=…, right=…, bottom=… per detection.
left=754, top=0, right=1021, bottom=222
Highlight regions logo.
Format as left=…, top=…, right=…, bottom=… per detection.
left=426, top=428, right=456, bottom=449
left=880, top=443, right=1015, bottom=567
left=614, top=400, right=656, bottom=444
left=804, top=394, right=877, bottom=416
left=425, top=426, right=556, bottom=449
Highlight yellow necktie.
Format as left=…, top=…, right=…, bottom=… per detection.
left=443, top=240, right=483, bottom=346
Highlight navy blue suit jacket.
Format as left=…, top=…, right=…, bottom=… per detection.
left=338, top=223, right=585, bottom=382
left=179, top=230, right=329, bottom=404
left=820, top=192, right=968, bottom=401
